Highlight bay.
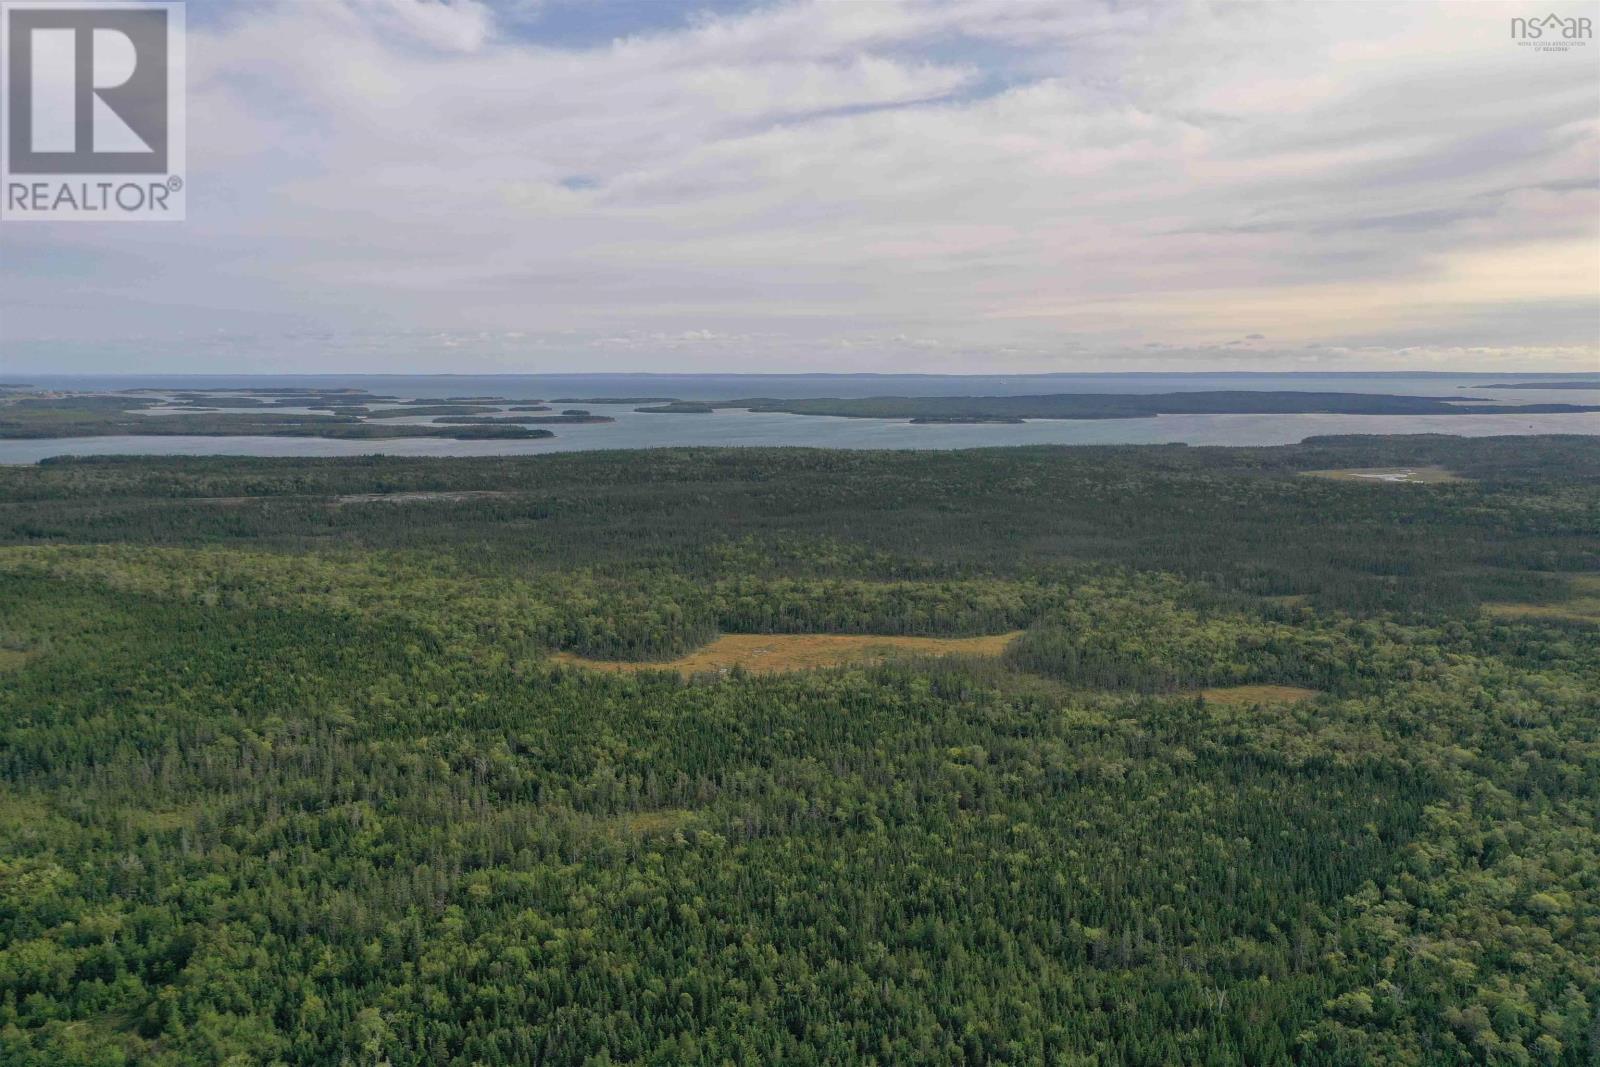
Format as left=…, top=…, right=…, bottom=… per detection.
left=3, top=372, right=1595, bottom=463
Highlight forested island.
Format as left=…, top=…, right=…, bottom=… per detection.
left=0, top=433, right=1596, bottom=1065
left=636, top=401, right=717, bottom=413
left=557, top=397, right=675, bottom=404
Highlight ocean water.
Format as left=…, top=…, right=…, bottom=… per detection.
left=2, top=372, right=1596, bottom=463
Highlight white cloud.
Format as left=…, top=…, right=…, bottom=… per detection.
left=2, top=0, right=1596, bottom=372
left=355, top=0, right=497, bottom=52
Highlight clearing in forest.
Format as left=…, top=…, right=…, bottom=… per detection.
left=554, top=631, right=1022, bottom=675
left=1301, top=466, right=1465, bottom=484
left=1198, top=684, right=1321, bottom=706
left=1485, top=575, right=1600, bottom=624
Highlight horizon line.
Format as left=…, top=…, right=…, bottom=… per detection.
left=11, top=370, right=1600, bottom=380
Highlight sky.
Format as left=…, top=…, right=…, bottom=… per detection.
left=1, top=0, right=1597, bottom=375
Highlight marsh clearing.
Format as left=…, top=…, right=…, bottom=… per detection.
left=554, top=631, right=1022, bottom=675
left=1485, top=575, right=1600, bottom=624
left=1302, top=466, right=1465, bottom=484
left=333, top=490, right=517, bottom=505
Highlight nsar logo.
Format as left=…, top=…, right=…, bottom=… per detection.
left=1, top=1, right=185, bottom=221
left=1511, top=12, right=1592, bottom=51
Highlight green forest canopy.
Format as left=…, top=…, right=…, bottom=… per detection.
left=0, top=434, right=1596, bottom=1065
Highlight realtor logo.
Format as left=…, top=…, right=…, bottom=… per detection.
left=1, top=1, right=185, bottom=220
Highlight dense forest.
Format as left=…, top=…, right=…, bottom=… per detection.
left=0, top=435, right=1596, bottom=1065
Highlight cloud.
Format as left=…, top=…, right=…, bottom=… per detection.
left=352, top=0, right=497, bottom=52
left=2, top=0, right=1596, bottom=373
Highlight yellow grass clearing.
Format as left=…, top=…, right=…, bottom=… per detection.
left=0, top=648, right=32, bottom=671
left=555, top=631, right=1022, bottom=675
left=1302, top=466, right=1465, bottom=484
left=1199, top=685, right=1321, bottom=706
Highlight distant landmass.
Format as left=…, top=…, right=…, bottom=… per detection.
left=0, top=391, right=554, bottom=440
left=1479, top=381, right=1600, bottom=390
left=705, top=391, right=1600, bottom=420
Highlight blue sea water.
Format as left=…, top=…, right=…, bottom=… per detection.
left=2, top=372, right=1596, bottom=463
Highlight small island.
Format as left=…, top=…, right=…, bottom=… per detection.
left=553, top=396, right=675, bottom=404
left=636, top=401, right=715, bottom=414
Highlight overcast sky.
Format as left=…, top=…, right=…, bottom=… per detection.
left=2, top=0, right=1597, bottom=374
